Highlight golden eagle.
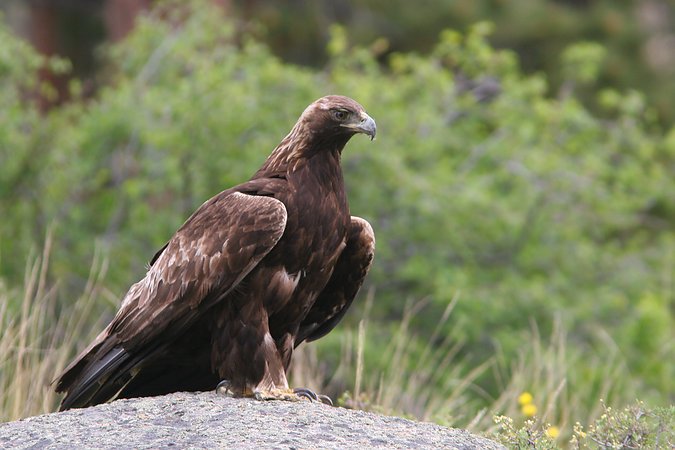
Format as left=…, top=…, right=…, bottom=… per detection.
left=55, top=95, right=376, bottom=409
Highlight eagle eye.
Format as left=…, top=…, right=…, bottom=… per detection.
left=331, top=109, right=349, bottom=121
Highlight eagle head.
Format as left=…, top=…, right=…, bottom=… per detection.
left=300, top=95, right=377, bottom=143
left=257, top=95, right=376, bottom=174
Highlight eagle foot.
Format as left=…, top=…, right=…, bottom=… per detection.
left=292, top=387, right=318, bottom=401
left=317, top=394, right=334, bottom=406
left=253, top=388, right=307, bottom=402
left=249, top=387, right=332, bottom=404
left=215, top=379, right=235, bottom=397
left=293, top=387, right=333, bottom=406
left=217, top=381, right=332, bottom=405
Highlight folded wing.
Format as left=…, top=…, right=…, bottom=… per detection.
left=296, top=216, right=375, bottom=345
left=56, top=191, right=287, bottom=409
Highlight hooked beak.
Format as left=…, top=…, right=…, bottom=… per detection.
left=342, top=112, right=377, bottom=140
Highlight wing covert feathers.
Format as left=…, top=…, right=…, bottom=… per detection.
left=109, top=192, right=287, bottom=345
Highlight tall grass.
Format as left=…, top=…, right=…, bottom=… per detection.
left=484, top=318, right=633, bottom=442
left=291, top=294, right=638, bottom=445
left=291, top=292, right=492, bottom=424
left=0, top=234, right=113, bottom=421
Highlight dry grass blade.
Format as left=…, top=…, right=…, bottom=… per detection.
left=0, top=238, right=112, bottom=422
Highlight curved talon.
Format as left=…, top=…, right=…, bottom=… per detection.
left=293, top=387, right=319, bottom=401
left=317, top=394, right=333, bottom=406
left=216, top=379, right=233, bottom=396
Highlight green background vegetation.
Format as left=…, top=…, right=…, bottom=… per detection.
left=1, top=1, right=673, bottom=447
left=234, top=0, right=675, bottom=126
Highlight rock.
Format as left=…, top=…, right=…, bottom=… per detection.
left=0, top=391, right=504, bottom=449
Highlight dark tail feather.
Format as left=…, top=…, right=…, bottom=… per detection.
left=58, top=346, right=134, bottom=411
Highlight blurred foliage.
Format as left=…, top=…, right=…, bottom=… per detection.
left=232, top=0, right=675, bottom=125
left=1, top=0, right=673, bottom=421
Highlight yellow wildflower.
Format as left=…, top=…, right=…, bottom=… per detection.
left=546, top=425, right=560, bottom=439
left=518, top=391, right=534, bottom=406
left=521, top=403, right=537, bottom=417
